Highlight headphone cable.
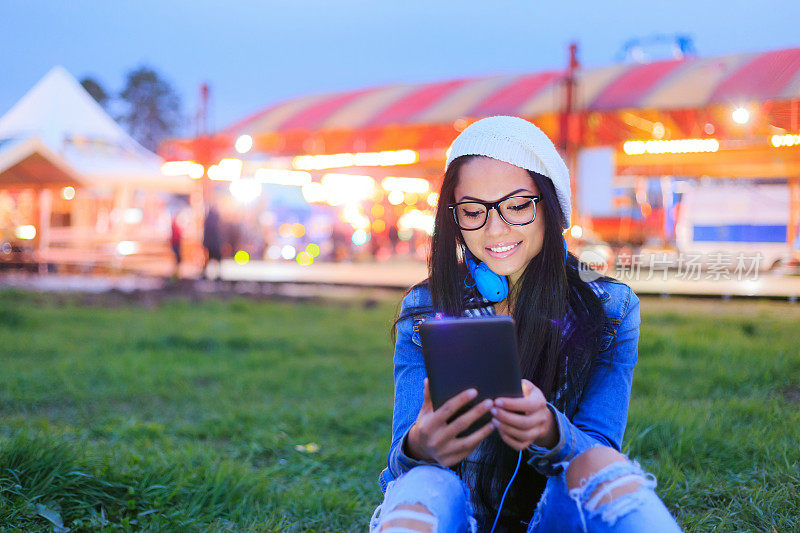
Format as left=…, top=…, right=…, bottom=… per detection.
left=489, top=449, right=523, bottom=533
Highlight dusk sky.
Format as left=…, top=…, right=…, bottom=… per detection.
left=2, top=0, right=799, bottom=133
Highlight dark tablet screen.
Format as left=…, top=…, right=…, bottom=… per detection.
left=419, top=316, right=523, bottom=436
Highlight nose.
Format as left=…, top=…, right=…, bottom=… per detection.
left=483, top=207, right=510, bottom=236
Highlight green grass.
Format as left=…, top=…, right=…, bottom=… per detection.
left=0, top=290, right=798, bottom=531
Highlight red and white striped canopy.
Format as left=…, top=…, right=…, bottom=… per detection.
left=227, top=48, right=800, bottom=137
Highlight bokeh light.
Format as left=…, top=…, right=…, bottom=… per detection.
left=341, top=205, right=370, bottom=230
left=296, top=251, right=314, bottom=266
left=115, top=240, right=136, bottom=255
left=352, top=229, right=370, bottom=246
left=321, top=174, right=375, bottom=206
left=266, top=245, right=282, bottom=260
left=301, top=182, right=328, bottom=203
left=398, top=209, right=435, bottom=235
left=229, top=179, right=261, bottom=203
left=235, top=134, right=254, bottom=154
left=281, top=245, right=297, bottom=260
left=732, top=106, right=750, bottom=125
left=291, top=223, right=305, bottom=238
left=14, top=225, right=36, bottom=240
left=305, top=243, right=321, bottom=257
left=234, top=250, right=250, bottom=264
left=62, top=186, right=75, bottom=200
left=381, top=176, right=429, bottom=193
left=388, top=190, right=404, bottom=205
left=278, top=223, right=292, bottom=238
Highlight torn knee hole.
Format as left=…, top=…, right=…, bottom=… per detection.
left=585, top=474, right=643, bottom=512
left=380, top=503, right=435, bottom=533
left=566, top=446, right=628, bottom=490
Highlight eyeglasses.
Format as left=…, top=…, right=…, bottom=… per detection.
left=448, top=195, right=540, bottom=231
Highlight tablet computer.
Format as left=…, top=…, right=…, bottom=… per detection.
left=419, top=315, right=523, bottom=436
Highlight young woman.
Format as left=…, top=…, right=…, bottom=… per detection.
left=370, top=117, right=682, bottom=533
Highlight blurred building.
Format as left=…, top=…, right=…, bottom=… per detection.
left=0, top=67, right=194, bottom=272
left=162, top=47, right=800, bottom=268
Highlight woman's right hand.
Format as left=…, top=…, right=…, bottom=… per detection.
left=405, top=378, right=495, bottom=467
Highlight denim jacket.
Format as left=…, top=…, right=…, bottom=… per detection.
left=378, top=278, right=640, bottom=493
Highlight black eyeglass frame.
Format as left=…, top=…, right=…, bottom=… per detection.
left=447, top=195, right=541, bottom=231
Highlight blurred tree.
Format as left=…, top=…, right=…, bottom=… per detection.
left=80, top=77, right=110, bottom=109
left=118, top=66, right=183, bottom=152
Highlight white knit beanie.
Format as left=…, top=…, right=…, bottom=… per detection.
left=446, top=116, right=571, bottom=229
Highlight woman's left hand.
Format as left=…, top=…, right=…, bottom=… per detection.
left=491, top=379, right=559, bottom=451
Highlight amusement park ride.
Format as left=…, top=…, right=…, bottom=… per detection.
left=158, top=41, right=800, bottom=272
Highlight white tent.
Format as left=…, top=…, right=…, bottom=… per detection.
left=0, top=67, right=196, bottom=272
left=0, top=66, right=191, bottom=192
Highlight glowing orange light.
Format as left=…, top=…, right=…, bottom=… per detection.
left=278, top=223, right=292, bottom=238
left=772, top=134, right=800, bottom=147
left=623, top=139, right=719, bottom=155
left=373, top=219, right=386, bottom=233
left=291, top=223, right=306, bottom=238
left=398, top=209, right=435, bottom=235
left=161, top=161, right=204, bottom=179
left=371, top=204, right=385, bottom=217
left=640, top=202, right=652, bottom=217
left=381, top=176, right=429, bottom=193
left=454, top=118, right=469, bottom=132
left=293, top=149, right=418, bottom=170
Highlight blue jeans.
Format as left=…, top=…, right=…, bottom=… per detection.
left=370, top=450, right=682, bottom=533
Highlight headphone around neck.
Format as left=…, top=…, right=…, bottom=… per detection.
left=464, top=237, right=568, bottom=303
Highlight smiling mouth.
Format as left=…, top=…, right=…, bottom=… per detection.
left=487, top=242, right=521, bottom=253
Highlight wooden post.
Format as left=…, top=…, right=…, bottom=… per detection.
left=789, top=177, right=800, bottom=251
left=560, top=42, right=580, bottom=227
left=38, top=188, right=52, bottom=273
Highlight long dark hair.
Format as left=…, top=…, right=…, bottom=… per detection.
left=402, top=155, right=612, bottom=530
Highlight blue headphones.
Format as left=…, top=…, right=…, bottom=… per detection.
left=465, top=237, right=568, bottom=303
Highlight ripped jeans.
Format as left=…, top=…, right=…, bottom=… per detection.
left=369, top=448, right=682, bottom=533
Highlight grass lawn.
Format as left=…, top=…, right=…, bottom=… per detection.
left=0, top=289, right=798, bottom=531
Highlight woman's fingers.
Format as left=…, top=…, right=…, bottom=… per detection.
left=495, top=380, right=545, bottom=411
left=492, top=406, right=546, bottom=429
left=495, top=395, right=545, bottom=412
left=441, top=421, right=495, bottom=466
left=444, top=398, right=493, bottom=440
left=521, top=379, right=535, bottom=396
left=432, top=387, right=478, bottom=424
left=493, top=417, right=537, bottom=442
left=496, top=425, right=528, bottom=451
left=420, top=378, right=433, bottom=414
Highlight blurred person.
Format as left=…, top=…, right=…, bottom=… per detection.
left=202, top=204, right=222, bottom=280
left=332, top=221, right=351, bottom=262
left=170, top=212, right=182, bottom=280
left=221, top=219, right=242, bottom=259
left=371, top=117, right=681, bottom=533
left=388, top=224, right=400, bottom=255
